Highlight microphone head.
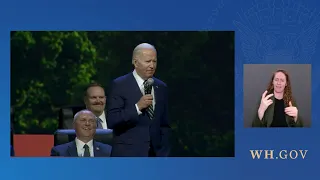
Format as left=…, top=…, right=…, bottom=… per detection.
left=146, top=78, right=154, bottom=86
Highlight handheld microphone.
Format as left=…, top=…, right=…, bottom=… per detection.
left=145, top=78, right=154, bottom=94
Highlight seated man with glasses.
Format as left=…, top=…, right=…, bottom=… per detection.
left=50, top=109, right=112, bottom=157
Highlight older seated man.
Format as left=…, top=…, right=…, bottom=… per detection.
left=50, top=109, right=112, bottom=157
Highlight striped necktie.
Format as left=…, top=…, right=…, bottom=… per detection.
left=96, top=117, right=103, bottom=129
left=143, top=80, right=154, bottom=120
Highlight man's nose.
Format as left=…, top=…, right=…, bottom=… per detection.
left=150, top=62, right=156, bottom=68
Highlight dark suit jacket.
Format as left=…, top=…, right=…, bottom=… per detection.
left=252, top=96, right=303, bottom=127
left=107, top=72, right=171, bottom=157
left=50, top=140, right=112, bottom=157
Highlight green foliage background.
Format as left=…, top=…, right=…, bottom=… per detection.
left=11, top=31, right=235, bottom=157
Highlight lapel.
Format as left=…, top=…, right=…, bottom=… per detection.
left=129, top=73, right=160, bottom=107
left=265, top=96, right=292, bottom=127
left=264, top=96, right=274, bottom=127
left=129, top=73, right=162, bottom=119
left=93, top=141, right=102, bottom=157
left=153, top=78, right=160, bottom=117
left=67, top=141, right=79, bottom=157
left=129, top=73, right=144, bottom=100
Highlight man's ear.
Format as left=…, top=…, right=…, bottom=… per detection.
left=133, top=59, right=138, bottom=68
left=84, top=97, right=88, bottom=106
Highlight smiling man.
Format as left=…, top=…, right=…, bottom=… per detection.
left=50, top=110, right=112, bottom=157
left=107, top=43, right=171, bottom=157
left=84, top=83, right=108, bottom=129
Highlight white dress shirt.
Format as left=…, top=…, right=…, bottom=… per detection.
left=133, top=70, right=156, bottom=115
left=75, top=138, right=94, bottom=157
left=98, top=111, right=108, bottom=129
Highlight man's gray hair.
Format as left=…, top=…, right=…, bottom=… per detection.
left=73, top=109, right=96, bottom=123
left=132, top=43, right=157, bottom=64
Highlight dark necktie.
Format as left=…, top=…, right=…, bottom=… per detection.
left=143, top=80, right=154, bottom=120
left=83, top=144, right=90, bottom=157
left=96, top=117, right=103, bottom=129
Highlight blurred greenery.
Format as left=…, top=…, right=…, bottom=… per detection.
left=11, top=31, right=235, bottom=157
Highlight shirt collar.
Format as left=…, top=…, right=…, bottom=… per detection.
left=133, top=69, right=146, bottom=88
left=98, top=111, right=106, bottom=122
left=75, top=137, right=93, bottom=148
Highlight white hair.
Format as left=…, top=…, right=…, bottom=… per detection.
left=73, top=109, right=96, bottom=123
left=132, top=43, right=157, bottom=64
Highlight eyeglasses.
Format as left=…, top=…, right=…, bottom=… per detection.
left=79, top=119, right=96, bottom=124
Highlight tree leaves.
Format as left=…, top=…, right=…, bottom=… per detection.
left=11, top=31, right=98, bottom=133
left=11, top=31, right=234, bottom=156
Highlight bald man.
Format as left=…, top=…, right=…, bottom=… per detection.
left=107, top=43, right=171, bottom=157
left=50, top=110, right=112, bottom=157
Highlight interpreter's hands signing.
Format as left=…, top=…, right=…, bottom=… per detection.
left=259, top=90, right=274, bottom=112
left=285, top=101, right=298, bottom=122
left=257, top=90, right=274, bottom=120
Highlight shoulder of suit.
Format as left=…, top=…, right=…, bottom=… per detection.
left=112, top=73, right=167, bottom=87
left=153, top=77, right=167, bottom=87
left=95, top=141, right=111, bottom=148
left=113, top=73, right=132, bottom=83
left=53, top=141, right=74, bottom=149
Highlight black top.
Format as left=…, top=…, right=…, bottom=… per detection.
left=270, top=98, right=288, bottom=127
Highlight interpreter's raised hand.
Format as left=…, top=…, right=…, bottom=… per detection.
left=259, top=90, right=274, bottom=112
left=285, top=101, right=298, bottom=122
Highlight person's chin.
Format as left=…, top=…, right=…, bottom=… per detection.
left=274, top=89, right=284, bottom=93
left=82, top=134, right=93, bottom=138
left=146, top=71, right=154, bottom=76
left=93, top=107, right=104, bottom=112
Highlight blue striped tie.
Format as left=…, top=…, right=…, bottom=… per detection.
left=96, top=118, right=103, bottom=129
left=144, top=80, right=154, bottom=120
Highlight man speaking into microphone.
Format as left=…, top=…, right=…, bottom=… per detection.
left=107, top=43, right=171, bottom=157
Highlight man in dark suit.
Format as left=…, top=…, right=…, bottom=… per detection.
left=107, top=43, right=171, bottom=157
left=84, top=83, right=109, bottom=129
left=51, top=110, right=112, bottom=157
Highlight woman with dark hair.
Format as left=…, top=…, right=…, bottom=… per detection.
left=252, top=69, right=303, bottom=127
